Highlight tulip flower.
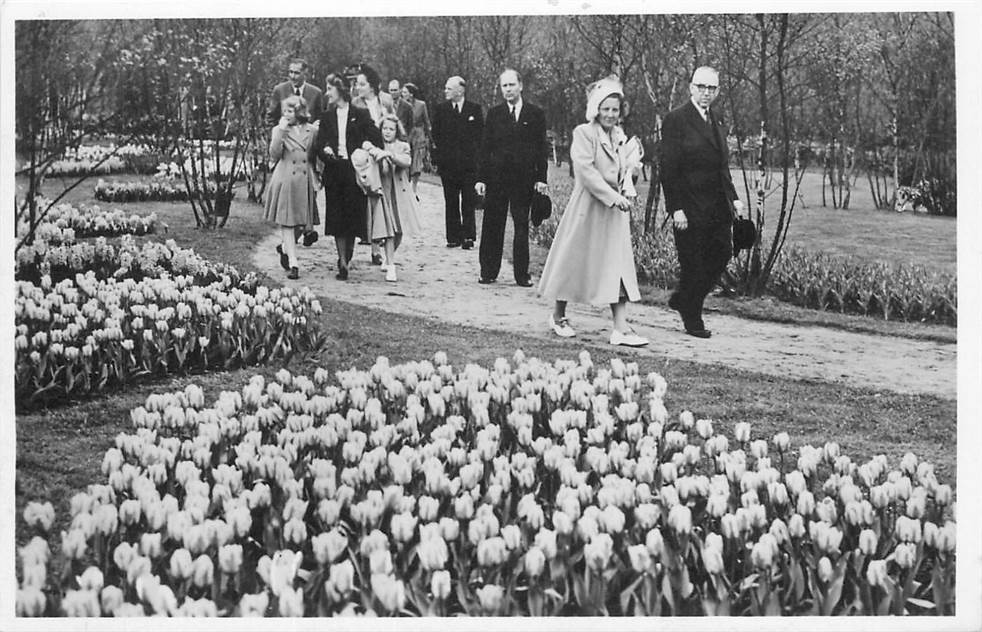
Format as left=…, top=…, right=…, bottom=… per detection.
left=431, top=569, right=452, bottom=599
left=372, top=573, right=407, bottom=613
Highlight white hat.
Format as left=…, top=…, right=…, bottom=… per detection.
left=585, top=75, right=624, bottom=122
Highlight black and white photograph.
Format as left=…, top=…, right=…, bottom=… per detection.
left=2, top=0, right=979, bottom=630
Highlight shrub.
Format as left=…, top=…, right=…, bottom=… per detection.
left=17, top=352, right=955, bottom=616
left=14, top=274, right=324, bottom=407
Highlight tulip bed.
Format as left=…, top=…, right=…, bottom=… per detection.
left=20, top=200, right=159, bottom=241
left=94, top=178, right=190, bottom=203
left=17, top=352, right=956, bottom=617
left=27, top=143, right=161, bottom=177
left=14, top=274, right=324, bottom=406
left=16, top=235, right=243, bottom=287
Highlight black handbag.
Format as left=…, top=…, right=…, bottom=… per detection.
left=732, top=217, right=756, bottom=252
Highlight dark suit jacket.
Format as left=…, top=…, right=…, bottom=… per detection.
left=477, top=100, right=548, bottom=187
left=394, top=99, right=414, bottom=136
left=308, top=104, right=383, bottom=182
left=267, top=81, right=326, bottom=126
left=660, top=101, right=738, bottom=225
left=430, top=99, right=484, bottom=175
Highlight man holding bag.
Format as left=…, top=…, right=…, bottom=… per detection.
left=660, top=66, right=746, bottom=338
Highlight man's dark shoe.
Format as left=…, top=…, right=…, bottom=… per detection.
left=668, top=293, right=680, bottom=311
left=287, top=267, right=299, bottom=280
left=685, top=328, right=712, bottom=339
left=447, top=242, right=461, bottom=248
left=478, top=277, right=495, bottom=285
left=516, top=279, right=533, bottom=287
left=371, top=254, right=383, bottom=266
left=462, top=239, right=474, bottom=250
left=276, top=245, right=289, bottom=270
left=336, top=267, right=349, bottom=281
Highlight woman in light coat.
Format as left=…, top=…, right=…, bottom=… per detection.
left=264, top=94, right=319, bottom=280
left=537, top=76, right=648, bottom=347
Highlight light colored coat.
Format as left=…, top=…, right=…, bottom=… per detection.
left=379, top=140, right=422, bottom=238
left=263, top=123, right=319, bottom=227
left=537, top=121, right=640, bottom=305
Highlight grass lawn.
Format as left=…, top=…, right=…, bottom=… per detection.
left=14, top=174, right=957, bottom=549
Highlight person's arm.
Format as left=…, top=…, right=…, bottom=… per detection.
left=420, top=102, right=431, bottom=138
left=358, top=108, right=384, bottom=150
left=476, top=107, right=493, bottom=186
left=269, top=123, right=287, bottom=161
left=389, top=141, right=412, bottom=169
left=429, top=105, right=442, bottom=166
left=308, top=113, right=331, bottom=163
left=570, top=125, right=622, bottom=208
left=659, top=112, right=684, bottom=213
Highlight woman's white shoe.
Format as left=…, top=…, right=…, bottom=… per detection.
left=549, top=315, right=576, bottom=338
left=610, top=329, right=648, bottom=347
left=385, top=267, right=397, bottom=282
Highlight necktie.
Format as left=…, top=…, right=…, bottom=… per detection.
left=295, top=87, right=301, bottom=97
left=510, top=105, right=517, bottom=122
left=455, top=103, right=460, bottom=114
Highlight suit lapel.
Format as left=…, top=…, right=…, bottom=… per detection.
left=595, top=122, right=617, bottom=160
left=687, top=102, right=718, bottom=148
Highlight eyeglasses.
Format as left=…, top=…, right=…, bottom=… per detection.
left=693, top=84, right=719, bottom=93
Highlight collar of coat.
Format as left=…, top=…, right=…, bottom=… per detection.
left=591, top=120, right=627, bottom=158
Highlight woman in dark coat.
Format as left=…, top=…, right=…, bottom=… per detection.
left=309, top=73, right=384, bottom=280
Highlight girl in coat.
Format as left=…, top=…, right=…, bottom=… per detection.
left=264, top=95, right=319, bottom=280
left=537, top=76, right=648, bottom=347
left=372, top=113, right=423, bottom=282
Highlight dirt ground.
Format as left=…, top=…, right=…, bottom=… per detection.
left=253, top=182, right=956, bottom=400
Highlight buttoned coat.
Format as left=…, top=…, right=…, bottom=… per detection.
left=660, top=101, right=738, bottom=225
left=537, top=121, right=640, bottom=305
left=263, top=122, right=319, bottom=227
left=430, top=99, right=484, bottom=176
left=266, top=81, right=326, bottom=126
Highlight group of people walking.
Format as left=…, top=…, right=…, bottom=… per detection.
left=263, top=58, right=746, bottom=345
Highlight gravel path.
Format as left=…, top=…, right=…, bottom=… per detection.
left=252, top=182, right=956, bottom=400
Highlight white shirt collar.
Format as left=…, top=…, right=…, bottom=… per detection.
left=452, top=98, right=464, bottom=111
left=690, top=98, right=709, bottom=120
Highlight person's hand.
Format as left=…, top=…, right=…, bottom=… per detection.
left=612, top=195, right=632, bottom=211
left=673, top=209, right=688, bottom=230
left=733, top=199, right=747, bottom=219
left=534, top=181, right=548, bottom=195
left=277, top=116, right=290, bottom=131
left=475, top=182, right=486, bottom=196
left=322, top=146, right=335, bottom=160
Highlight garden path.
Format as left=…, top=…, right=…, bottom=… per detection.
left=253, top=182, right=956, bottom=400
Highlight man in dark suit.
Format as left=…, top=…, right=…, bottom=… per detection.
left=430, top=76, right=484, bottom=249
left=660, top=66, right=746, bottom=338
left=388, top=79, right=414, bottom=136
left=475, top=68, right=549, bottom=286
left=267, top=59, right=325, bottom=126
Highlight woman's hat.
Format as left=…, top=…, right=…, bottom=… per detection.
left=585, top=75, right=624, bottom=122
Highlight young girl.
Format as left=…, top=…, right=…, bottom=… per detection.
left=370, top=114, right=422, bottom=282
left=264, top=95, right=318, bottom=279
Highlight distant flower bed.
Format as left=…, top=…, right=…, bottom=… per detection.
left=94, top=178, right=189, bottom=203
left=770, top=247, right=956, bottom=325
left=17, top=352, right=955, bottom=616
left=19, top=200, right=158, bottom=241
left=14, top=274, right=323, bottom=406
left=27, top=144, right=162, bottom=177
left=15, top=235, right=243, bottom=287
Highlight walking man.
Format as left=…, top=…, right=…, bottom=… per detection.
left=267, top=58, right=325, bottom=126
left=475, top=68, right=548, bottom=286
left=431, top=76, right=484, bottom=249
left=660, top=66, right=746, bottom=338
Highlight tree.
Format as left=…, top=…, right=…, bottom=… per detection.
left=14, top=20, right=140, bottom=249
